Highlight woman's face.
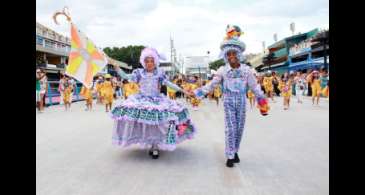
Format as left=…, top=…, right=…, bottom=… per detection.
left=145, top=57, right=155, bottom=72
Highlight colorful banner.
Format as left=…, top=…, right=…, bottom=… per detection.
left=66, top=23, right=107, bottom=89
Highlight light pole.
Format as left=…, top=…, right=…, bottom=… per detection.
left=207, top=51, right=210, bottom=79
left=179, top=54, right=184, bottom=75
left=290, top=22, right=295, bottom=35
left=173, top=48, right=176, bottom=76
left=274, top=33, right=278, bottom=42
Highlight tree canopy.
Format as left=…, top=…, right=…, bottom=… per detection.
left=209, top=59, right=225, bottom=70
left=103, top=45, right=145, bottom=69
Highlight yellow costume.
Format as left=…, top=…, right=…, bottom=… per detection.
left=80, top=86, right=93, bottom=104
left=280, top=80, right=292, bottom=98
left=322, top=86, right=329, bottom=97
left=96, top=82, right=102, bottom=95
left=102, top=81, right=114, bottom=104
left=247, top=89, right=255, bottom=99
left=167, top=79, right=177, bottom=99
left=167, top=86, right=176, bottom=99
left=63, top=86, right=73, bottom=104
left=94, top=81, right=103, bottom=103
left=311, top=79, right=321, bottom=97
left=181, top=82, right=192, bottom=101
left=187, top=83, right=201, bottom=107
left=123, top=82, right=139, bottom=98
left=213, top=85, right=222, bottom=98
left=263, top=76, right=274, bottom=92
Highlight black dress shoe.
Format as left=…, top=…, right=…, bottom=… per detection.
left=151, top=150, right=159, bottom=159
left=234, top=153, right=240, bottom=163
left=226, top=159, right=234, bottom=168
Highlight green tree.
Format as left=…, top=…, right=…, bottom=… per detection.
left=103, top=45, right=145, bottom=69
left=209, top=59, right=225, bottom=70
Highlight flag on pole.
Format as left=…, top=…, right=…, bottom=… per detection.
left=66, top=23, right=108, bottom=89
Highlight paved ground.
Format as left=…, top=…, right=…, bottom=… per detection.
left=36, top=96, right=329, bottom=195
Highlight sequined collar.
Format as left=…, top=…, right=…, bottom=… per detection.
left=142, top=68, right=158, bottom=76
left=226, top=63, right=242, bottom=72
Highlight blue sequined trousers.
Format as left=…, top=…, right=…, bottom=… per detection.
left=223, top=92, right=246, bottom=159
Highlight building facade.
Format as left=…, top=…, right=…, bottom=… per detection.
left=159, top=62, right=179, bottom=79
left=257, top=28, right=323, bottom=74
left=36, top=22, right=131, bottom=80
left=36, top=22, right=71, bottom=77
left=184, top=56, right=210, bottom=80
left=288, top=29, right=329, bottom=71
left=246, top=53, right=265, bottom=69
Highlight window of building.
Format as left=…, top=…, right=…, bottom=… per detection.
left=45, top=40, right=55, bottom=49
left=311, top=50, right=326, bottom=59
left=36, top=36, right=44, bottom=45
left=291, top=55, right=308, bottom=63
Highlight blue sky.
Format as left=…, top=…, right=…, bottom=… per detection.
left=36, top=0, right=329, bottom=61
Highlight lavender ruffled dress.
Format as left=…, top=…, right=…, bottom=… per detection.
left=110, top=68, right=196, bottom=151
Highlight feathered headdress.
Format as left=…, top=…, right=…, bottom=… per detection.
left=219, top=25, right=246, bottom=64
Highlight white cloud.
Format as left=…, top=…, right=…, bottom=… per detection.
left=36, top=0, right=329, bottom=61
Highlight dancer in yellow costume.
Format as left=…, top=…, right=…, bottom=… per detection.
left=63, top=77, right=73, bottom=111
left=102, top=74, right=115, bottom=112
left=167, top=78, right=177, bottom=100
left=247, top=89, right=255, bottom=109
left=307, top=70, right=321, bottom=105
left=181, top=80, right=191, bottom=103
left=95, top=76, right=104, bottom=104
left=80, top=85, right=93, bottom=111
left=322, top=83, right=329, bottom=98
left=187, top=76, right=201, bottom=110
left=320, top=70, right=329, bottom=98
left=167, top=86, right=176, bottom=99
left=263, top=71, right=275, bottom=102
left=280, top=77, right=292, bottom=110
left=213, top=84, right=222, bottom=106
left=123, top=80, right=139, bottom=99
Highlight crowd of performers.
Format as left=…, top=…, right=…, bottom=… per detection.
left=47, top=67, right=328, bottom=114
left=51, top=72, right=222, bottom=112
left=257, top=68, right=329, bottom=110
